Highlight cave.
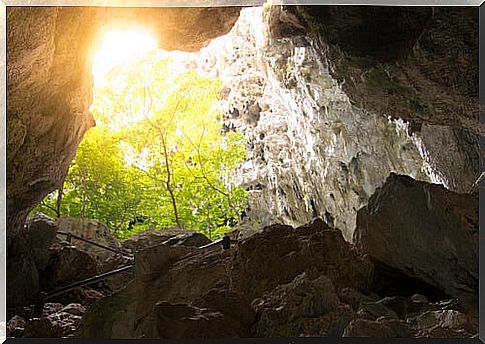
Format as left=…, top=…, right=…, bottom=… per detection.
left=5, top=4, right=480, bottom=339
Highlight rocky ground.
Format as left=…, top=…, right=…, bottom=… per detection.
left=6, top=174, right=478, bottom=339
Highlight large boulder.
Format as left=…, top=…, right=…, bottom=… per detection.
left=353, top=173, right=478, bottom=313
left=7, top=213, right=58, bottom=309
left=28, top=213, right=59, bottom=270
left=231, top=219, right=375, bottom=300
left=42, top=243, right=98, bottom=291
left=343, top=318, right=412, bottom=338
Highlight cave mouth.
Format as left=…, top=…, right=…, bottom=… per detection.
left=32, top=26, right=249, bottom=241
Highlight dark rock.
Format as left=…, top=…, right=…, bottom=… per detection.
left=7, top=214, right=59, bottom=308
left=354, top=174, right=478, bottom=314
left=98, top=254, right=133, bottom=291
left=42, top=303, right=64, bottom=317
left=24, top=317, right=63, bottom=338
left=375, top=296, right=436, bottom=318
left=162, top=232, right=212, bottom=247
left=42, top=244, right=97, bottom=291
left=231, top=219, right=374, bottom=300
left=28, top=213, right=59, bottom=270
left=411, top=294, right=429, bottom=304
left=60, top=303, right=86, bottom=316
left=343, top=318, right=413, bottom=338
left=338, top=287, right=377, bottom=310
left=7, top=315, right=27, bottom=337
left=416, top=310, right=476, bottom=333
left=356, top=300, right=399, bottom=321
left=7, top=256, right=39, bottom=309
left=251, top=273, right=343, bottom=337
left=122, top=229, right=193, bottom=252
left=194, top=288, right=255, bottom=337
left=136, top=301, right=243, bottom=339
left=413, top=309, right=479, bottom=338
left=46, top=311, right=83, bottom=337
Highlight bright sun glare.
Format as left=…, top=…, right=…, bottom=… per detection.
left=92, top=29, right=157, bottom=85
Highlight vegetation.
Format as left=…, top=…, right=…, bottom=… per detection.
left=34, top=52, right=248, bottom=240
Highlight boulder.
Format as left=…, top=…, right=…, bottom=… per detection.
left=7, top=214, right=58, bottom=308
left=60, top=303, right=86, bottom=316
left=231, top=219, right=375, bottom=300
left=28, top=213, right=59, bottom=270
left=251, top=273, right=347, bottom=337
left=122, top=229, right=193, bottom=252
left=42, top=244, right=97, bottom=291
left=23, top=317, right=63, bottom=338
left=7, top=256, right=39, bottom=309
left=354, top=174, right=478, bottom=313
left=136, top=301, right=243, bottom=339
left=162, top=232, right=211, bottom=247
left=46, top=312, right=83, bottom=337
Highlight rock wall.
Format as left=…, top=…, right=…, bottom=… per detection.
left=191, top=7, right=478, bottom=241
left=7, top=6, right=478, bottom=243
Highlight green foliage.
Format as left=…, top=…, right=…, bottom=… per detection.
left=33, top=53, right=248, bottom=240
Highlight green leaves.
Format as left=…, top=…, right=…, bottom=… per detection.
left=33, top=53, right=248, bottom=241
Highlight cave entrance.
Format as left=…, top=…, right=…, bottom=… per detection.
left=33, top=27, right=248, bottom=241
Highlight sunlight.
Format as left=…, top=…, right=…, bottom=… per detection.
left=92, top=29, right=157, bottom=85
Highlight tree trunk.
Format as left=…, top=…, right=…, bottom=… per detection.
left=161, top=135, right=182, bottom=229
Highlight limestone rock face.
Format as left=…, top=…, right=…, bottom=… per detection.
left=191, top=7, right=477, bottom=241
left=290, top=6, right=480, bottom=135
left=7, top=6, right=478, bottom=244
left=7, top=7, right=99, bottom=236
left=6, top=6, right=241, bottom=235
left=353, top=174, right=478, bottom=313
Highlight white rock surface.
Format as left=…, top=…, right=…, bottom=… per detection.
left=153, top=7, right=476, bottom=241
